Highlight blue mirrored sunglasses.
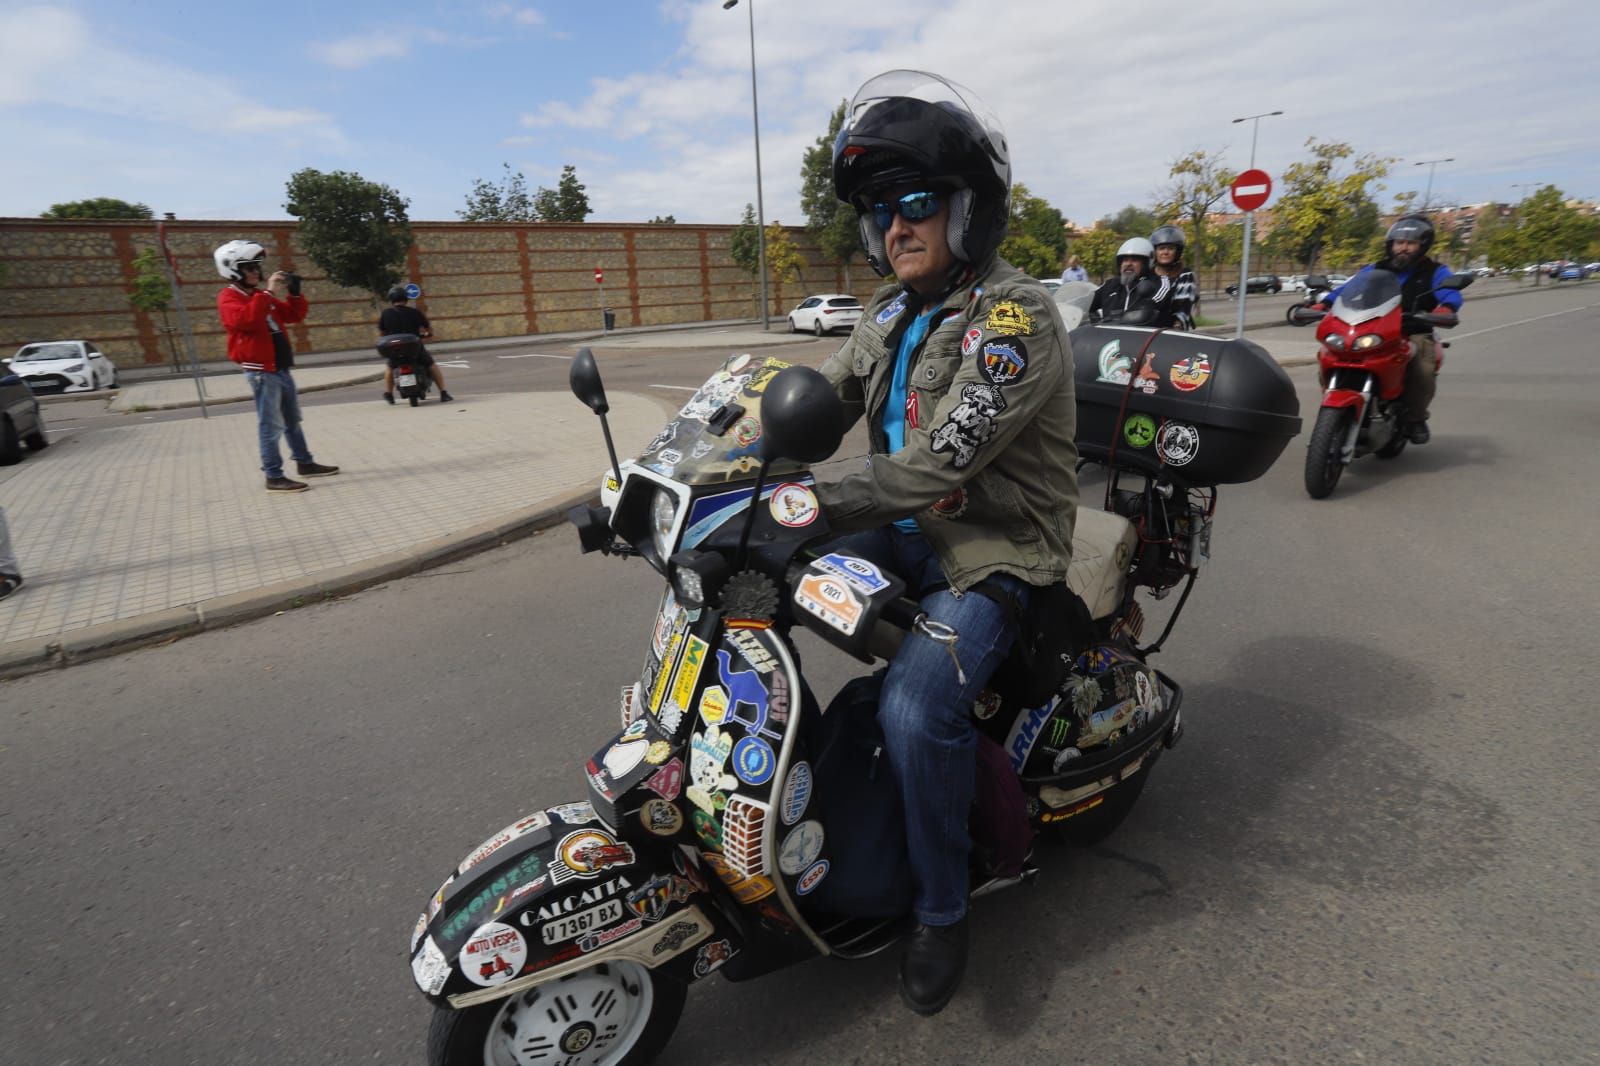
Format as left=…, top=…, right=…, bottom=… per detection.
left=871, top=190, right=942, bottom=231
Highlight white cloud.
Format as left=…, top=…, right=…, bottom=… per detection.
left=0, top=6, right=342, bottom=144
left=308, top=35, right=412, bottom=70
left=487, top=3, right=546, bottom=28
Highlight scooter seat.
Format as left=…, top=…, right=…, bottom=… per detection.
left=1066, top=508, right=1138, bottom=620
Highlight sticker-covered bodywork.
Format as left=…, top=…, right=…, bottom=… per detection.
left=408, top=798, right=720, bottom=1009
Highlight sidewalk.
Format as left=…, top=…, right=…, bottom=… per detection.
left=0, top=299, right=1476, bottom=678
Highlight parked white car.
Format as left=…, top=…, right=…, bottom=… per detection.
left=787, top=294, right=862, bottom=336
left=5, top=340, right=119, bottom=393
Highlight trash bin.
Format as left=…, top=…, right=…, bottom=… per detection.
left=603, top=308, right=616, bottom=331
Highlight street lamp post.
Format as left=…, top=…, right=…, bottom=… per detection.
left=1414, top=157, right=1454, bottom=213
left=1231, top=109, right=1282, bottom=339
left=723, top=0, right=769, bottom=330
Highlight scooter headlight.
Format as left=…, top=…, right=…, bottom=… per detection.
left=650, top=488, right=678, bottom=561
left=1352, top=333, right=1383, bottom=351
left=1325, top=334, right=1347, bottom=351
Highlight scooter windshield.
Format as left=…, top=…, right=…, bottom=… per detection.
left=635, top=353, right=809, bottom=485
left=1052, top=280, right=1097, bottom=330
left=1330, top=269, right=1402, bottom=327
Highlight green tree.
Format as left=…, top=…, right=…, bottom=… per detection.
left=1100, top=205, right=1159, bottom=238
left=1155, top=150, right=1236, bottom=279
left=996, top=233, right=1059, bottom=279
left=649, top=215, right=677, bottom=224
left=127, top=248, right=183, bottom=370
left=730, top=204, right=761, bottom=315
left=1070, top=228, right=1126, bottom=281
left=1008, top=183, right=1067, bottom=264
left=532, top=165, right=591, bottom=222
left=764, top=221, right=805, bottom=315
left=1492, top=186, right=1598, bottom=274
left=800, top=100, right=861, bottom=288
left=42, top=197, right=153, bottom=220
left=1268, top=139, right=1393, bottom=270
left=284, top=168, right=413, bottom=300
left=459, top=163, right=535, bottom=221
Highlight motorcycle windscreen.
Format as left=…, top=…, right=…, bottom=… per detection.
left=1330, top=269, right=1402, bottom=327
left=633, top=353, right=810, bottom=486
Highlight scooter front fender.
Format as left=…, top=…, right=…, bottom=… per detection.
left=407, top=801, right=727, bottom=1010
left=1320, top=388, right=1366, bottom=415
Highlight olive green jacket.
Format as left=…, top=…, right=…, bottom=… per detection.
left=816, top=257, right=1079, bottom=592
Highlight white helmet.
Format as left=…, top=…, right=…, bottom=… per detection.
left=214, top=239, right=267, bottom=281
left=1116, top=237, right=1154, bottom=262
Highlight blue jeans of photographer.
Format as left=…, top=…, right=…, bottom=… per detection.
left=245, top=368, right=313, bottom=479
left=828, top=526, right=1026, bottom=927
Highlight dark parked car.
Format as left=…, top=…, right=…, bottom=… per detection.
left=1, top=371, right=50, bottom=465
left=1225, top=274, right=1283, bottom=296
left=1555, top=263, right=1585, bottom=281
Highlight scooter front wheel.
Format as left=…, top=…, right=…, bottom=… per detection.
left=1304, top=406, right=1353, bottom=499
left=426, top=960, right=686, bottom=1066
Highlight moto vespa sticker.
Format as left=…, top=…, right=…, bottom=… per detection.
left=1168, top=353, right=1212, bottom=391
left=778, top=820, right=826, bottom=876
left=459, top=922, right=527, bottom=988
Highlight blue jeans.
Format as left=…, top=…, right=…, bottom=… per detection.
left=826, top=527, right=1026, bottom=926
left=244, top=369, right=313, bottom=479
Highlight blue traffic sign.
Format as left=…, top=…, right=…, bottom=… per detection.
left=404, top=283, right=421, bottom=300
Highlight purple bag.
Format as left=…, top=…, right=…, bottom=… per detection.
left=971, top=732, right=1034, bottom=877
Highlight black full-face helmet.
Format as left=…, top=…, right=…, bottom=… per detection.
left=387, top=285, right=408, bottom=304
left=1385, top=214, right=1435, bottom=263
left=832, top=70, right=1011, bottom=278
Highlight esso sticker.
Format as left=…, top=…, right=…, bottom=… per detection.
left=768, top=483, right=818, bottom=527
left=459, top=922, right=527, bottom=988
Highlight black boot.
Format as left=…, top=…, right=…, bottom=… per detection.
left=899, top=918, right=968, bottom=1016
left=1407, top=420, right=1431, bottom=444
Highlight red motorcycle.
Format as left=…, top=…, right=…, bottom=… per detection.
left=1294, top=269, right=1470, bottom=498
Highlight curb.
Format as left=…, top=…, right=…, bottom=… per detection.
left=0, top=482, right=598, bottom=681
left=109, top=370, right=386, bottom=413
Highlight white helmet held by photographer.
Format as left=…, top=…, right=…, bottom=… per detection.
left=214, top=239, right=267, bottom=282
left=1116, top=237, right=1154, bottom=264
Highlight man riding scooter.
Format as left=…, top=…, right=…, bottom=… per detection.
left=378, top=286, right=453, bottom=404
left=1311, top=214, right=1461, bottom=443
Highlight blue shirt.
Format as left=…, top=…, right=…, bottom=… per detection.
left=1324, top=263, right=1464, bottom=312
left=882, top=305, right=940, bottom=533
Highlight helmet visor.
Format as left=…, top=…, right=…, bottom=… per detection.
left=844, top=70, right=1006, bottom=165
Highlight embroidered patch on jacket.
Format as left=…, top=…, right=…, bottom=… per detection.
left=980, top=338, right=1028, bottom=386
left=929, top=383, right=1007, bottom=469
left=985, top=300, right=1033, bottom=336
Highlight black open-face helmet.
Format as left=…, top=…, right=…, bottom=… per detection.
left=1150, top=225, right=1186, bottom=258
left=832, top=70, right=1011, bottom=277
left=387, top=285, right=408, bottom=304
left=1385, top=214, right=1435, bottom=261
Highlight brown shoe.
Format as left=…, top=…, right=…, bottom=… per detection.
left=266, top=476, right=309, bottom=492
left=296, top=462, right=340, bottom=477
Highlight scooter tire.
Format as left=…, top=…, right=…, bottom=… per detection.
left=1051, top=753, right=1158, bottom=847
left=1304, top=406, right=1352, bottom=499
left=1286, top=301, right=1312, bottom=326
left=426, top=961, right=687, bottom=1066
left=409, top=395, right=420, bottom=408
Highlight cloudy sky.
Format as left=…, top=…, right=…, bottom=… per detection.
left=2, top=0, right=1597, bottom=227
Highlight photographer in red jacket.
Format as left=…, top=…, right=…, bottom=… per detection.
left=214, top=240, right=339, bottom=492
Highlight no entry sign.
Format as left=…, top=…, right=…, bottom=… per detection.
left=594, top=268, right=604, bottom=284
left=1231, top=169, right=1272, bottom=212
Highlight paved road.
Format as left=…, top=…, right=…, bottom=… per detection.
left=3, top=283, right=1598, bottom=1064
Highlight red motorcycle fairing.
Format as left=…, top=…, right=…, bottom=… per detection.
left=1319, top=388, right=1367, bottom=413
left=407, top=800, right=731, bottom=1010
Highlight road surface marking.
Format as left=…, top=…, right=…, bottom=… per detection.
left=651, top=385, right=697, bottom=392
left=1455, top=304, right=1597, bottom=340
left=496, top=352, right=572, bottom=360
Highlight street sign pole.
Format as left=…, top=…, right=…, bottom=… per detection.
left=595, top=267, right=606, bottom=330
left=1230, top=168, right=1273, bottom=339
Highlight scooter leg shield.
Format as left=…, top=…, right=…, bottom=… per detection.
left=407, top=802, right=728, bottom=1010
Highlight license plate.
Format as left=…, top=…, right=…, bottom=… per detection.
left=541, top=899, right=624, bottom=945
left=397, top=374, right=417, bottom=387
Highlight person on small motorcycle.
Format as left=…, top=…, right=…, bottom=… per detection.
left=1149, top=224, right=1199, bottom=330
left=378, top=286, right=454, bottom=404
left=816, top=69, right=1080, bottom=1016
left=1089, top=237, right=1163, bottom=323
left=1311, top=214, right=1461, bottom=444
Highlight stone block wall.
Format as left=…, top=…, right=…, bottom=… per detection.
left=0, top=219, right=853, bottom=367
